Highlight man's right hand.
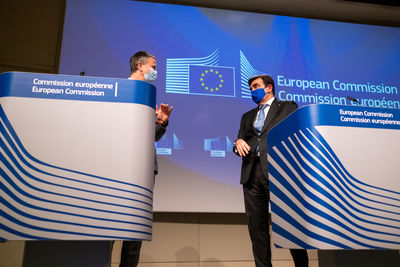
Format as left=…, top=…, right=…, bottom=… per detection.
left=156, top=103, right=173, bottom=124
left=234, top=139, right=251, bottom=157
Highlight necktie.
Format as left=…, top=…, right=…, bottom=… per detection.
left=254, top=104, right=268, bottom=133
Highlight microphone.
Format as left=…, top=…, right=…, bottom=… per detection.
left=79, top=71, right=85, bottom=76
left=347, top=96, right=360, bottom=105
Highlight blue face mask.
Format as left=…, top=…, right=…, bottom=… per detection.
left=251, top=88, right=266, bottom=104
left=144, top=67, right=157, bottom=83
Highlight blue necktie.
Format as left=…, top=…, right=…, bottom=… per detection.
left=254, top=104, right=268, bottom=155
left=254, top=104, right=268, bottom=133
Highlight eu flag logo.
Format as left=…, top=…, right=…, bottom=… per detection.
left=189, top=65, right=235, bottom=97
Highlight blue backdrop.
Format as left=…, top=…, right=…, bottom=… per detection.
left=59, top=0, right=400, bottom=211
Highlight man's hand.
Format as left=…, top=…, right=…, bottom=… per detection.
left=234, top=139, right=251, bottom=157
left=156, top=103, right=173, bottom=124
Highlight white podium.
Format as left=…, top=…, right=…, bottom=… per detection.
left=0, top=71, right=157, bottom=266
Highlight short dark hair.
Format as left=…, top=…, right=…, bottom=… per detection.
left=248, top=74, right=275, bottom=95
left=129, top=51, right=155, bottom=73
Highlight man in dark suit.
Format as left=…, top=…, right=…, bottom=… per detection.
left=234, top=74, right=308, bottom=267
left=119, top=51, right=173, bottom=267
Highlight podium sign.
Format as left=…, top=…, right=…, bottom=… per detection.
left=268, top=104, right=400, bottom=249
left=0, top=72, right=156, bottom=241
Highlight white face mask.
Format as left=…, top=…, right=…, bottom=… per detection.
left=144, top=67, right=157, bottom=83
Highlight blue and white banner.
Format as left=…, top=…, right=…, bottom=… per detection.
left=268, top=104, right=400, bottom=249
left=0, top=72, right=156, bottom=107
left=0, top=72, right=156, bottom=241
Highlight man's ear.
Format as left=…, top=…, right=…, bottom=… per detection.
left=137, top=61, right=143, bottom=72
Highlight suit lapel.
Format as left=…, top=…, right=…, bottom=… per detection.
left=248, top=107, right=259, bottom=134
left=261, top=99, right=279, bottom=133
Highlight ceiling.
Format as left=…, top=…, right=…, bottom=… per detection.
left=138, top=0, right=400, bottom=27
left=343, top=0, right=400, bottom=7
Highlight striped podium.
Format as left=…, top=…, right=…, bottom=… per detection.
left=0, top=72, right=157, bottom=266
left=267, top=104, right=400, bottom=266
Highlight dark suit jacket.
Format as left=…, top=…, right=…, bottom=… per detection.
left=235, top=98, right=297, bottom=185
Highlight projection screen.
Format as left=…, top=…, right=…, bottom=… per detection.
left=59, top=0, right=400, bottom=212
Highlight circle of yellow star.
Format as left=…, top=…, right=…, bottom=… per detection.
left=200, top=68, right=224, bottom=93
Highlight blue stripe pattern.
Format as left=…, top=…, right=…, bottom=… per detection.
left=239, top=50, right=263, bottom=99
left=165, top=49, right=220, bottom=94
left=268, top=127, right=400, bottom=249
left=0, top=105, right=153, bottom=240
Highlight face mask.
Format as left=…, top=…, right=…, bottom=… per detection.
left=144, top=67, right=157, bottom=83
left=251, top=88, right=266, bottom=104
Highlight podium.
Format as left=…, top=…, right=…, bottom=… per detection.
left=267, top=104, right=400, bottom=266
left=0, top=72, right=157, bottom=266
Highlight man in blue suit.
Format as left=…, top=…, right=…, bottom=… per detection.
left=234, top=74, right=308, bottom=267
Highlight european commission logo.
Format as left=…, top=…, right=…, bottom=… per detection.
left=189, top=65, right=235, bottom=97
left=204, top=136, right=234, bottom=158
left=166, top=49, right=235, bottom=97
left=166, top=49, right=264, bottom=98
left=155, top=133, right=184, bottom=155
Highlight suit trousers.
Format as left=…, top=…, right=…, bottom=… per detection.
left=243, top=157, right=308, bottom=267
left=119, top=240, right=142, bottom=267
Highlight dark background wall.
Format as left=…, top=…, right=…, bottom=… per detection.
left=0, top=0, right=65, bottom=74
left=1, top=0, right=399, bottom=76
